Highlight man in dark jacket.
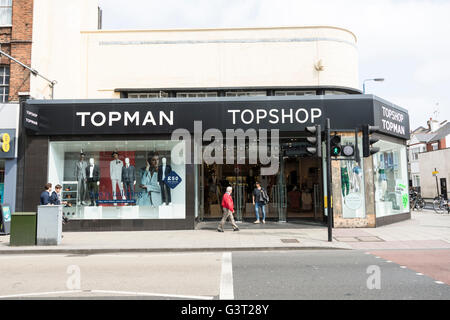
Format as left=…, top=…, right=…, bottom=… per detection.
left=50, top=184, right=69, bottom=224
left=50, top=184, right=67, bottom=205
left=40, top=183, right=52, bottom=205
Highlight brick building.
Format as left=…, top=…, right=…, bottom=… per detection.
left=0, top=0, right=33, bottom=102
left=0, top=0, right=33, bottom=213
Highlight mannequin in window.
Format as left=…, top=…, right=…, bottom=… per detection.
left=378, top=154, right=387, bottom=200
left=122, top=157, right=136, bottom=204
left=85, top=158, right=100, bottom=206
left=158, top=157, right=172, bottom=205
left=110, top=151, right=126, bottom=205
left=74, top=151, right=88, bottom=206
left=341, top=162, right=350, bottom=197
left=352, top=162, right=362, bottom=193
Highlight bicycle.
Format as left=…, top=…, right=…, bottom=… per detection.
left=433, top=195, right=449, bottom=214
left=410, top=191, right=425, bottom=211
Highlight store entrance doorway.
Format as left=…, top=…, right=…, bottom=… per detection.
left=198, top=139, right=324, bottom=224
left=283, top=156, right=323, bottom=222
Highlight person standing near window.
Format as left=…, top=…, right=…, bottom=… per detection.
left=50, top=184, right=69, bottom=224
left=40, top=183, right=52, bottom=205
left=253, top=182, right=268, bottom=224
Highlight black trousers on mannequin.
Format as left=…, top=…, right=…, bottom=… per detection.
left=160, top=183, right=171, bottom=205
left=87, top=179, right=99, bottom=206
left=123, top=181, right=135, bottom=202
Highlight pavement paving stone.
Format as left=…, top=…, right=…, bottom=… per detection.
left=0, top=211, right=448, bottom=254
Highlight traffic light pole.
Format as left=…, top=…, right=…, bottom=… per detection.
left=325, top=118, right=333, bottom=242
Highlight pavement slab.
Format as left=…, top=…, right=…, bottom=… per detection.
left=0, top=211, right=448, bottom=254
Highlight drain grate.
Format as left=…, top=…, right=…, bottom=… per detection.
left=356, top=236, right=385, bottom=242
left=281, top=239, right=300, bottom=243
left=334, top=236, right=385, bottom=242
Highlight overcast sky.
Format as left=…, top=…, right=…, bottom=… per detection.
left=98, top=0, right=450, bottom=130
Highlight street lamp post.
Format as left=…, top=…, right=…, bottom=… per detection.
left=363, top=78, right=385, bottom=94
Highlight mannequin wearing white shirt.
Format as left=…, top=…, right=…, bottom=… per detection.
left=110, top=152, right=126, bottom=205
left=85, top=158, right=100, bottom=206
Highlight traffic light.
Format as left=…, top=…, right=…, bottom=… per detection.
left=305, top=125, right=322, bottom=157
left=330, top=135, right=341, bottom=157
left=341, top=144, right=355, bottom=157
left=362, top=125, right=380, bottom=157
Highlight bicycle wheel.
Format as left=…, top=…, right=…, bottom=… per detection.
left=433, top=199, right=445, bottom=214
left=417, top=199, right=425, bottom=211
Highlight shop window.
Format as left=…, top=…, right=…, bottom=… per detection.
left=373, top=140, right=409, bottom=217
left=0, top=0, right=12, bottom=26
left=340, top=136, right=365, bottom=218
left=0, top=66, right=10, bottom=103
left=48, top=140, right=186, bottom=220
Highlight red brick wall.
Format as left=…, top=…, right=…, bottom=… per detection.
left=2, top=0, right=34, bottom=102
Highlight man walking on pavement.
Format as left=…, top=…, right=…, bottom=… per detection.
left=217, top=186, right=240, bottom=232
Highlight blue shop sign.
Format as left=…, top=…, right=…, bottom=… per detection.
left=164, top=171, right=182, bottom=189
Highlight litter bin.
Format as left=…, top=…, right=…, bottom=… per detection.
left=10, top=212, right=37, bottom=246
left=37, top=205, right=63, bottom=245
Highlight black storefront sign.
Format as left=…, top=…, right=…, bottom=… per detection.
left=24, top=95, right=410, bottom=140
left=23, top=103, right=39, bottom=131
left=373, top=98, right=410, bottom=139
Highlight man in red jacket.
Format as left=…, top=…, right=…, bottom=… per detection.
left=217, top=186, right=240, bottom=232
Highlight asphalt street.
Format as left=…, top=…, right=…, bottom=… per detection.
left=0, top=250, right=448, bottom=300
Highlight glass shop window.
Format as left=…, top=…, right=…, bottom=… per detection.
left=340, top=136, right=365, bottom=218
left=372, top=140, right=409, bottom=217
left=48, top=140, right=186, bottom=220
